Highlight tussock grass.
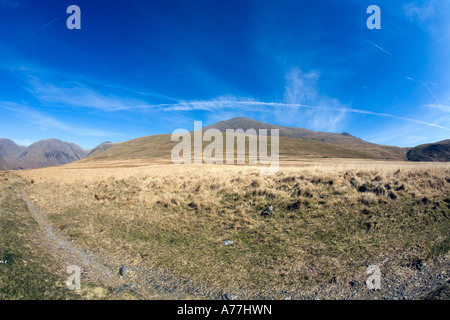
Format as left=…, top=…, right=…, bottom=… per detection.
left=16, top=159, right=450, bottom=297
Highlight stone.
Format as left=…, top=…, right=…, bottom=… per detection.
left=222, top=293, right=238, bottom=300
left=119, top=265, right=129, bottom=277
left=261, top=205, right=274, bottom=217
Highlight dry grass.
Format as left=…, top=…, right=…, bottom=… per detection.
left=15, top=159, right=450, bottom=297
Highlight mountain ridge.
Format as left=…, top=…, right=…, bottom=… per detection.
left=2, top=117, right=447, bottom=169
left=0, top=138, right=89, bottom=170
left=83, top=117, right=408, bottom=162
left=407, top=139, right=450, bottom=162
left=202, top=117, right=407, bottom=160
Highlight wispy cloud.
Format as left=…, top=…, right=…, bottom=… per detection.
left=278, top=69, right=348, bottom=131
left=404, top=1, right=435, bottom=23
left=13, top=68, right=449, bottom=136
left=135, top=99, right=450, bottom=132
left=0, top=101, right=122, bottom=137
left=24, top=75, right=153, bottom=112
left=425, top=104, right=450, bottom=113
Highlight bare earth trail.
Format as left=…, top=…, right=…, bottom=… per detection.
left=19, top=189, right=220, bottom=300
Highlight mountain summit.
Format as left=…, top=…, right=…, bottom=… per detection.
left=0, top=139, right=88, bottom=170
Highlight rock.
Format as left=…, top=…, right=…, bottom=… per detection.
left=222, top=293, right=238, bottom=300
left=223, top=240, right=234, bottom=246
left=261, top=205, right=274, bottom=217
left=119, top=265, right=129, bottom=277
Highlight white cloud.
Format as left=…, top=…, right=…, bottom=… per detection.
left=425, top=104, right=450, bottom=113
left=24, top=75, right=153, bottom=112
left=276, top=68, right=348, bottom=132
left=0, top=101, right=121, bottom=137
left=404, top=1, right=435, bottom=22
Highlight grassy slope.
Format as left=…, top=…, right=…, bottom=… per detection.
left=17, top=161, right=450, bottom=299
left=84, top=132, right=406, bottom=163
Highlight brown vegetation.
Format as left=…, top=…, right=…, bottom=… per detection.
left=14, top=159, right=450, bottom=299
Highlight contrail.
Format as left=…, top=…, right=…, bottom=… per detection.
left=367, top=41, right=392, bottom=56
left=406, top=76, right=440, bottom=104
left=135, top=100, right=450, bottom=132
left=25, top=18, right=59, bottom=38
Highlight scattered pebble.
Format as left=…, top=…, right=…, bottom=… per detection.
left=222, top=293, right=238, bottom=300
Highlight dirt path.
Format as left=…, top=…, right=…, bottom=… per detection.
left=20, top=189, right=220, bottom=299
left=20, top=191, right=117, bottom=286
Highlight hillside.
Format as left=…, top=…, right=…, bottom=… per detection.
left=407, top=139, right=450, bottom=162
left=0, top=156, right=13, bottom=170
left=203, top=117, right=407, bottom=160
left=86, top=141, right=116, bottom=157
left=0, top=139, right=91, bottom=170
left=13, top=139, right=88, bottom=169
left=0, top=138, right=27, bottom=164
left=85, top=118, right=407, bottom=162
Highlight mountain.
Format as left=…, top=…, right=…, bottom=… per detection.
left=13, top=139, right=88, bottom=169
left=203, top=117, right=407, bottom=160
left=83, top=117, right=408, bottom=162
left=0, top=138, right=27, bottom=165
left=406, top=139, right=450, bottom=162
left=0, top=138, right=90, bottom=170
left=0, top=156, right=13, bottom=170
left=86, top=141, right=115, bottom=157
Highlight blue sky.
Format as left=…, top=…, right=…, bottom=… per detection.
left=0, top=0, right=449, bottom=149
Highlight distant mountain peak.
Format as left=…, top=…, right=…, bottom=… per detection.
left=0, top=138, right=87, bottom=170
